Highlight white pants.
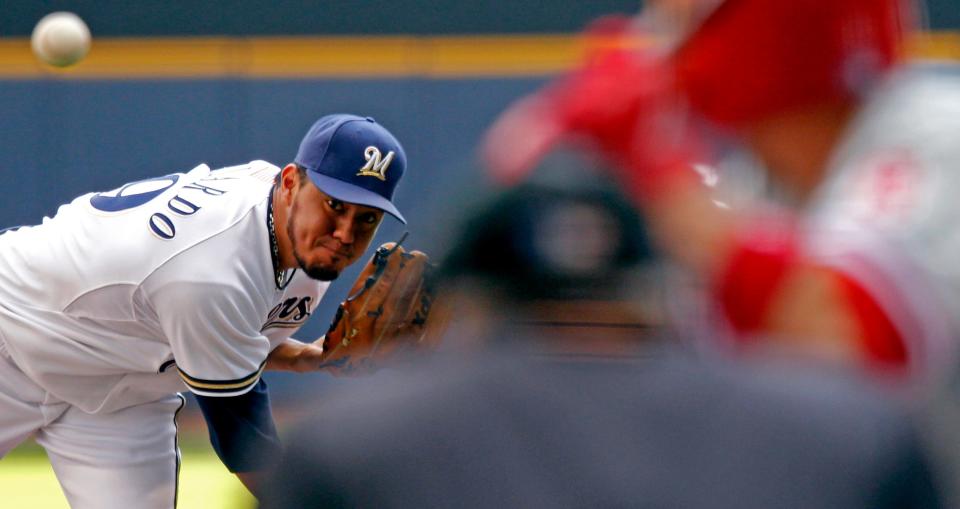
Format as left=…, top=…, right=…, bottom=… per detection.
left=0, top=351, right=185, bottom=509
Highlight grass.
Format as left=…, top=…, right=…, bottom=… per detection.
left=0, top=438, right=257, bottom=509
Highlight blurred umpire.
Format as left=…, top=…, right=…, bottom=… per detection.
left=262, top=153, right=942, bottom=509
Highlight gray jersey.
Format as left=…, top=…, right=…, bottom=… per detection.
left=807, top=64, right=960, bottom=378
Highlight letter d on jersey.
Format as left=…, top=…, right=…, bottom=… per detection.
left=356, top=146, right=395, bottom=181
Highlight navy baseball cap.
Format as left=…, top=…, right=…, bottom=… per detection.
left=295, top=114, right=407, bottom=223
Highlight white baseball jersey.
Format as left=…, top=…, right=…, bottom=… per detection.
left=0, top=160, right=328, bottom=414
left=806, top=63, right=960, bottom=378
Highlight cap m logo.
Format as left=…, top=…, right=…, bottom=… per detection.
left=357, top=146, right=395, bottom=181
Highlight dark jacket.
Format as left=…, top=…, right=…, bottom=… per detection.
left=262, top=347, right=941, bottom=509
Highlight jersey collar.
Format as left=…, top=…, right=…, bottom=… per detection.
left=267, top=183, right=296, bottom=290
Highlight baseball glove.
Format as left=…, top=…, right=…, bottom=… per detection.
left=318, top=238, right=438, bottom=376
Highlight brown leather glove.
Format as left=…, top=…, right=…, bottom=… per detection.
left=319, top=241, right=437, bottom=376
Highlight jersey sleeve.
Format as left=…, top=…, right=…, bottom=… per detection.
left=146, top=278, right=271, bottom=397
left=714, top=217, right=952, bottom=380
left=805, top=228, right=955, bottom=379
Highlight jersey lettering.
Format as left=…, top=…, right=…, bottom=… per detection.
left=167, top=196, right=202, bottom=216
left=145, top=178, right=229, bottom=241
left=182, top=183, right=228, bottom=196
left=90, top=175, right=180, bottom=212
left=148, top=213, right=176, bottom=240
left=263, top=296, right=313, bottom=329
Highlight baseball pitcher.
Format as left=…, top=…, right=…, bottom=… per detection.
left=0, top=114, right=434, bottom=507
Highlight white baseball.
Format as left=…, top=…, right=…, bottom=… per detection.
left=31, top=12, right=91, bottom=68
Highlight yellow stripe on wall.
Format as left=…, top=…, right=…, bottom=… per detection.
left=910, top=31, right=960, bottom=61
left=0, top=32, right=957, bottom=80
left=0, top=35, right=585, bottom=79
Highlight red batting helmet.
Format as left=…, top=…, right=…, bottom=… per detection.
left=668, top=0, right=915, bottom=127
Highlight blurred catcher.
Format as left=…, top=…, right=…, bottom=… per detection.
left=0, top=114, right=434, bottom=508
left=430, top=158, right=662, bottom=356
left=262, top=171, right=943, bottom=509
